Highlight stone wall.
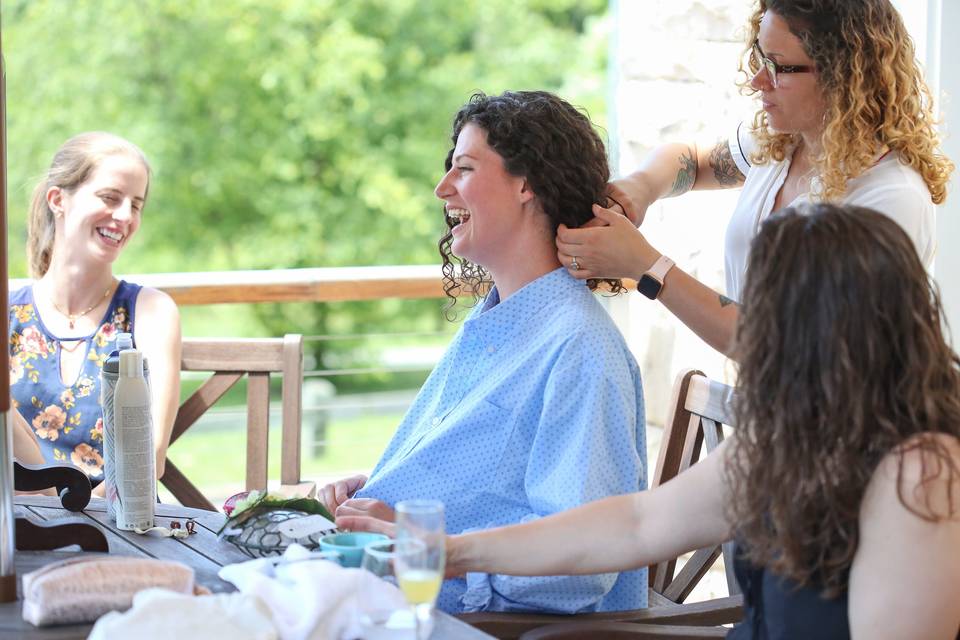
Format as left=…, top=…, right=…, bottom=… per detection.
left=611, top=0, right=755, bottom=425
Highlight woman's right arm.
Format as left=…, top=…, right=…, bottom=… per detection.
left=557, top=205, right=742, bottom=355
left=12, top=409, right=45, bottom=465
left=611, top=139, right=746, bottom=226
left=447, top=439, right=735, bottom=578
left=13, top=409, right=59, bottom=496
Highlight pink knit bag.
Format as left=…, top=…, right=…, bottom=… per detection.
left=22, top=556, right=197, bottom=627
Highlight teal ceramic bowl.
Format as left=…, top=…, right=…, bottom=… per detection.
left=319, top=532, right=389, bottom=567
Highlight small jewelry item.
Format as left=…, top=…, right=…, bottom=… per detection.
left=49, top=283, right=114, bottom=329
left=571, top=256, right=580, bottom=271
left=133, top=519, right=197, bottom=539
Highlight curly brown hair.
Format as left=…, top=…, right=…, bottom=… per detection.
left=738, top=0, right=953, bottom=203
left=728, top=202, right=960, bottom=596
left=438, top=91, right=622, bottom=313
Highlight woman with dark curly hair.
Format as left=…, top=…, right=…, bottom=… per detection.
left=341, top=203, right=960, bottom=638
left=556, top=0, right=953, bottom=357
left=321, top=91, right=648, bottom=614
left=435, top=90, right=623, bottom=305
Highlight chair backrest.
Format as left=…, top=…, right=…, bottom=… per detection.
left=649, top=368, right=739, bottom=602
left=160, top=334, right=311, bottom=510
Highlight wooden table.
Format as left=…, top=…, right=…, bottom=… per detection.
left=1, top=496, right=493, bottom=639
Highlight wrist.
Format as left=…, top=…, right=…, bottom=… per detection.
left=612, top=176, right=655, bottom=226
left=447, top=534, right=471, bottom=576
left=634, top=246, right=663, bottom=282
left=637, top=254, right=676, bottom=301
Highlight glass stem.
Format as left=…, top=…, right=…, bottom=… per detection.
left=414, top=603, right=432, bottom=639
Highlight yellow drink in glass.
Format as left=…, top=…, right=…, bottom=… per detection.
left=399, top=569, right=442, bottom=605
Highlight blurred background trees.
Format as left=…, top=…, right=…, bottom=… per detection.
left=3, top=0, right=609, bottom=373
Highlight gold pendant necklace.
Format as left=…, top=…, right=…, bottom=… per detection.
left=49, top=283, right=114, bottom=330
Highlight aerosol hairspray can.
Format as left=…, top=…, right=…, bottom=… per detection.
left=114, top=349, right=155, bottom=531
left=101, top=332, right=132, bottom=521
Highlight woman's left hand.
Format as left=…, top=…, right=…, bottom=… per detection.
left=335, top=498, right=396, bottom=535
left=557, top=204, right=660, bottom=281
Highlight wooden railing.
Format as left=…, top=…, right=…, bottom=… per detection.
left=9, top=265, right=637, bottom=306
left=12, top=265, right=447, bottom=306
left=8, top=266, right=641, bottom=503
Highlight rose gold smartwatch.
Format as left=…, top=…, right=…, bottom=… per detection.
left=637, top=255, right=675, bottom=300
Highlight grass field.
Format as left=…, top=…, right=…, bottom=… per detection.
left=160, top=409, right=404, bottom=506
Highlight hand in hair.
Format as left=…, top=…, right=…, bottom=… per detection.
left=557, top=204, right=660, bottom=281
left=604, top=182, right=644, bottom=225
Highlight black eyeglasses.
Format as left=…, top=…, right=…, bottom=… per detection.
left=752, top=41, right=814, bottom=88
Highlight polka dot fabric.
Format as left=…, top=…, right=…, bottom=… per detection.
left=357, top=267, right=647, bottom=613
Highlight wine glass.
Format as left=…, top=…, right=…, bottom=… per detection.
left=359, top=540, right=410, bottom=639
left=361, top=539, right=399, bottom=584
left=395, top=500, right=445, bottom=639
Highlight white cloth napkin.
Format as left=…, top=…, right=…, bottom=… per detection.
left=218, top=543, right=410, bottom=640
left=87, top=588, right=277, bottom=640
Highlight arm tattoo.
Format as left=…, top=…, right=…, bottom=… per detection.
left=719, top=294, right=738, bottom=308
left=708, top=139, right=745, bottom=186
left=668, top=148, right=697, bottom=197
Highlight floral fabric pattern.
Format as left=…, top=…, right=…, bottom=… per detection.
left=8, top=281, right=141, bottom=483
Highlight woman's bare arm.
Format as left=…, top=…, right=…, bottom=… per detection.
left=446, top=439, right=735, bottom=577
left=12, top=409, right=57, bottom=496
left=610, top=139, right=745, bottom=226
left=132, top=287, right=182, bottom=480
left=557, top=205, right=740, bottom=355
left=12, top=409, right=45, bottom=465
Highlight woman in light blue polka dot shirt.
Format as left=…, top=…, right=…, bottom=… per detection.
left=429, top=204, right=960, bottom=640
left=326, top=91, right=647, bottom=614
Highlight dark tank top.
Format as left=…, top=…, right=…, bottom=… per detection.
left=726, top=544, right=849, bottom=639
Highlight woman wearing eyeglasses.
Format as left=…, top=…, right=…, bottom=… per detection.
left=556, top=0, right=953, bottom=357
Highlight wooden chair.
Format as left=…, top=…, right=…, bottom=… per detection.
left=458, top=369, right=743, bottom=639
left=160, top=334, right=315, bottom=510
left=518, top=621, right=728, bottom=639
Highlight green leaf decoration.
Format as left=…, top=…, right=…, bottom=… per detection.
left=217, top=490, right=335, bottom=536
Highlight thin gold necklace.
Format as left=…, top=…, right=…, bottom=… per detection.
left=58, top=339, right=85, bottom=353
left=49, top=283, right=115, bottom=330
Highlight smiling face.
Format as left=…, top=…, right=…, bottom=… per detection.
left=50, top=153, right=148, bottom=265
left=750, top=11, right=826, bottom=139
left=434, top=123, right=536, bottom=270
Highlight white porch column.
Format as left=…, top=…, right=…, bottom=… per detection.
left=929, top=0, right=960, bottom=343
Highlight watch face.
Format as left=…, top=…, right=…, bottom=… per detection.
left=637, top=274, right=662, bottom=300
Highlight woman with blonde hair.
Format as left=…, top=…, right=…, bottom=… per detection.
left=8, top=132, right=180, bottom=490
left=556, top=0, right=953, bottom=357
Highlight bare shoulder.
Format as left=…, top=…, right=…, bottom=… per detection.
left=866, top=433, right=960, bottom=521
left=135, top=286, right=180, bottom=320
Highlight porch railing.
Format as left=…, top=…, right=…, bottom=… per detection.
left=11, top=265, right=448, bottom=306
left=9, top=265, right=637, bottom=305
left=8, top=266, right=641, bottom=506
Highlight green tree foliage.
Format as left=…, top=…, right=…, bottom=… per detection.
left=3, top=0, right=609, bottom=389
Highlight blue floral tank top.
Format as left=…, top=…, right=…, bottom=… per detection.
left=7, top=280, right=141, bottom=484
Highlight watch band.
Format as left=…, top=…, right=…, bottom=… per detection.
left=646, top=255, right=675, bottom=282
left=637, top=255, right=675, bottom=300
